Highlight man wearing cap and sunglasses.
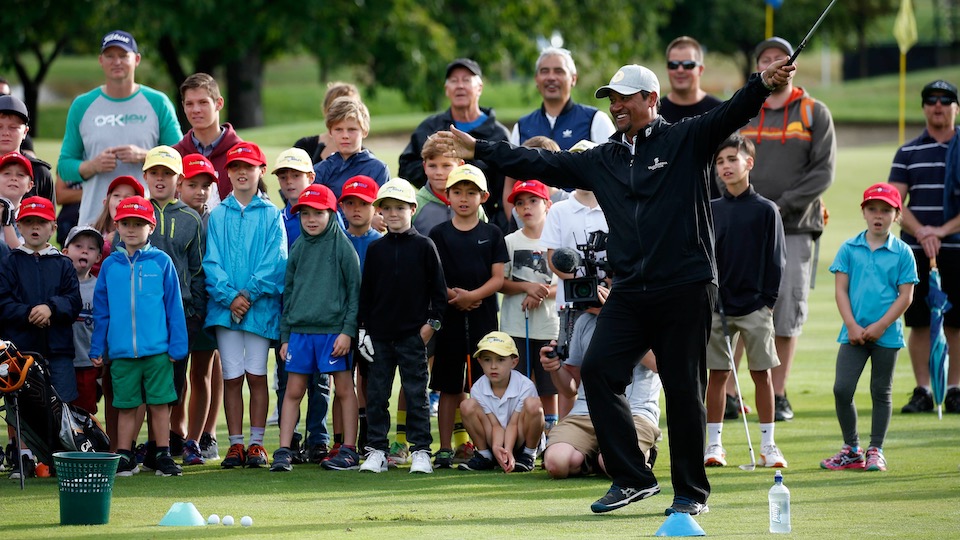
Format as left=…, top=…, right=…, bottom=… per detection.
left=889, top=79, right=960, bottom=414
left=58, top=30, right=182, bottom=229
left=398, top=58, right=511, bottom=231
left=436, top=54, right=796, bottom=517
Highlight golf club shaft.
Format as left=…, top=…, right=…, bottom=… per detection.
left=787, top=0, right=838, bottom=65
left=718, top=304, right=757, bottom=468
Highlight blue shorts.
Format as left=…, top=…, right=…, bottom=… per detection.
left=285, top=333, right=352, bottom=375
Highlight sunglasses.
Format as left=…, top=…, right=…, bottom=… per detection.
left=667, top=60, right=700, bottom=70
left=924, top=95, right=956, bottom=106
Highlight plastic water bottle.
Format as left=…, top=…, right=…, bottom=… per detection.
left=768, top=469, right=791, bottom=533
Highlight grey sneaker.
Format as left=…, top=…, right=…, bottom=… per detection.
left=270, top=448, right=293, bottom=472
left=665, top=496, right=709, bottom=516
left=199, top=432, right=220, bottom=460
left=590, top=483, right=661, bottom=513
left=322, top=446, right=360, bottom=471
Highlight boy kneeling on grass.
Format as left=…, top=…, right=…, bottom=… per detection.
left=458, top=331, right=545, bottom=473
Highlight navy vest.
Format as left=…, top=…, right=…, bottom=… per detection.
left=517, top=100, right=600, bottom=150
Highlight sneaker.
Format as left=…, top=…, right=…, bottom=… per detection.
left=704, top=444, right=727, bottom=467
left=8, top=454, right=36, bottom=480
left=270, top=448, right=293, bottom=472
left=290, top=433, right=306, bottom=464
left=245, top=444, right=268, bottom=468
left=169, top=431, right=185, bottom=457
left=35, top=462, right=52, bottom=478
left=820, top=444, right=865, bottom=470
left=453, top=441, right=475, bottom=464
left=155, top=453, right=183, bottom=476
left=322, top=446, right=361, bottom=470
left=387, top=441, right=409, bottom=467
left=308, top=443, right=329, bottom=464
left=221, top=443, right=246, bottom=469
left=409, top=449, right=434, bottom=474
left=723, top=393, right=740, bottom=420
left=116, top=455, right=140, bottom=477
left=360, top=448, right=388, bottom=473
left=458, top=451, right=496, bottom=471
left=182, top=440, right=205, bottom=466
left=321, top=443, right=342, bottom=466
left=774, top=394, right=794, bottom=421
left=760, top=444, right=788, bottom=468
left=514, top=452, right=536, bottom=472
left=429, top=391, right=440, bottom=417
left=864, top=447, right=887, bottom=472
left=944, top=387, right=960, bottom=413
left=665, top=496, right=710, bottom=516
left=590, top=483, right=661, bottom=513
left=199, top=432, right=220, bottom=461
left=434, top=448, right=454, bottom=469
left=141, top=442, right=158, bottom=471
left=900, top=386, right=933, bottom=413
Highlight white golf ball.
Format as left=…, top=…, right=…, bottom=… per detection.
left=241, top=515, right=253, bottom=527
left=207, top=514, right=220, bottom=525
left=222, top=515, right=234, bottom=526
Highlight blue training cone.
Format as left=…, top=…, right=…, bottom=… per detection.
left=655, top=512, right=706, bottom=537
left=159, top=502, right=207, bottom=526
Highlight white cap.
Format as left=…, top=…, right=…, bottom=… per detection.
left=595, top=65, right=660, bottom=98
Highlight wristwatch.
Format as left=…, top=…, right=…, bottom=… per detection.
left=427, top=319, right=442, bottom=331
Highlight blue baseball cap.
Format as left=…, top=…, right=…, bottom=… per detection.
left=101, top=30, right=138, bottom=53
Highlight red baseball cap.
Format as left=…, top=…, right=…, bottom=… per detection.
left=338, top=175, right=379, bottom=203
left=226, top=142, right=266, bottom=167
left=107, top=175, right=146, bottom=197
left=16, top=196, right=55, bottom=222
left=861, top=182, right=902, bottom=211
left=182, top=153, right=218, bottom=181
left=291, top=184, right=337, bottom=213
left=507, top=179, right=550, bottom=204
left=114, top=196, right=157, bottom=225
left=0, top=151, right=33, bottom=180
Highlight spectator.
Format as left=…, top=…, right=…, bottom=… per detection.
left=660, top=36, right=722, bottom=123
left=294, top=81, right=361, bottom=164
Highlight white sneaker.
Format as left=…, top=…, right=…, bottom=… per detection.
left=360, top=449, right=388, bottom=473
left=704, top=444, right=727, bottom=467
left=409, top=449, right=434, bottom=474
left=760, top=444, right=787, bottom=468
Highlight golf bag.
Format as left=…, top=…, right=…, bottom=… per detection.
left=1, top=340, right=109, bottom=466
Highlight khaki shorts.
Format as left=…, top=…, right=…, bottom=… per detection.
left=546, top=414, right=660, bottom=464
left=773, top=233, right=813, bottom=337
left=707, top=309, right=780, bottom=371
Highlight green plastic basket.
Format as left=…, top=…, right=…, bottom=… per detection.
left=52, top=452, right=121, bottom=526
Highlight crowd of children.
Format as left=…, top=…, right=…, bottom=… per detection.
left=0, top=62, right=930, bottom=487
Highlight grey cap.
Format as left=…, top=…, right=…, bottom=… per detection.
left=0, top=95, right=29, bottom=123
left=595, top=65, right=660, bottom=99
left=755, top=37, right=794, bottom=62
left=64, top=225, right=104, bottom=251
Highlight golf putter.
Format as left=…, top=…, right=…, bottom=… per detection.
left=718, top=304, right=757, bottom=471
left=787, top=0, right=839, bottom=65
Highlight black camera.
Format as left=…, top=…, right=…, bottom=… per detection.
left=554, top=230, right=609, bottom=309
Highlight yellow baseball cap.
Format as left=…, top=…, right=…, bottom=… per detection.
left=474, top=331, right=518, bottom=358
left=445, top=164, right=488, bottom=192
left=373, top=178, right=417, bottom=207
left=271, top=148, right=314, bottom=174
left=143, top=145, right=183, bottom=175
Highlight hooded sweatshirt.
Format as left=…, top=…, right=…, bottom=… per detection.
left=740, top=87, right=836, bottom=236
left=280, top=213, right=361, bottom=343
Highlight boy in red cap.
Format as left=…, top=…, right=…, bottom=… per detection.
left=823, top=183, right=918, bottom=473
left=0, top=151, right=35, bottom=249
left=0, top=196, right=82, bottom=478
left=204, top=141, right=286, bottom=469
left=272, top=184, right=361, bottom=472
left=90, top=195, right=188, bottom=477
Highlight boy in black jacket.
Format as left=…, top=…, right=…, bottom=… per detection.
left=357, top=178, right=446, bottom=474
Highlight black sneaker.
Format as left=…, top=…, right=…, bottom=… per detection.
left=308, top=443, right=330, bottom=464
left=169, top=431, right=185, bottom=457
left=116, top=455, right=140, bottom=477
left=199, top=432, right=220, bottom=461
left=141, top=441, right=158, bottom=470
left=514, top=452, right=536, bottom=472
left=943, top=387, right=960, bottom=413
left=774, top=394, right=794, bottom=421
left=723, top=393, right=740, bottom=420
left=155, top=452, right=183, bottom=477
left=290, top=433, right=305, bottom=464
left=590, top=483, right=661, bottom=513
left=7, top=454, right=36, bottom=480
left=321, top=446, right=360, bottom=470
left=665, top=496, right=709, bottom=516
left=901, top=386, right=933, bottom=413
left=434, top=448, right=454, bottom=469
left=458, top=451, right=495, bottom=471
left=270, top=448, right=293, bottom=472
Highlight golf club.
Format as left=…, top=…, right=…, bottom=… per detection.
left=524, top=307, right=531, bottom=378
left=787, top=0, right=839, bottom=65
left=718, top=303, right=757, bottom=471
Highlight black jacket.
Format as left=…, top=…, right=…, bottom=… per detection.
left=475, top=74, right=772, bottom=292
left=26, top=156, right=55, bottom=205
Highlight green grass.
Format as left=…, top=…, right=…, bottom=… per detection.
left=4, top=143, right=959, bottom=537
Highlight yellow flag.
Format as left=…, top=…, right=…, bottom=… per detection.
left=893, top=0, right=918, bottom=54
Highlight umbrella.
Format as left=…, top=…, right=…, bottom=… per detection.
left=927, top=258, right=952, bottom=419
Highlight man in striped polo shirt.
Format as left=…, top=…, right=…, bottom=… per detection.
left=889, top=80, right=960, bottom=414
